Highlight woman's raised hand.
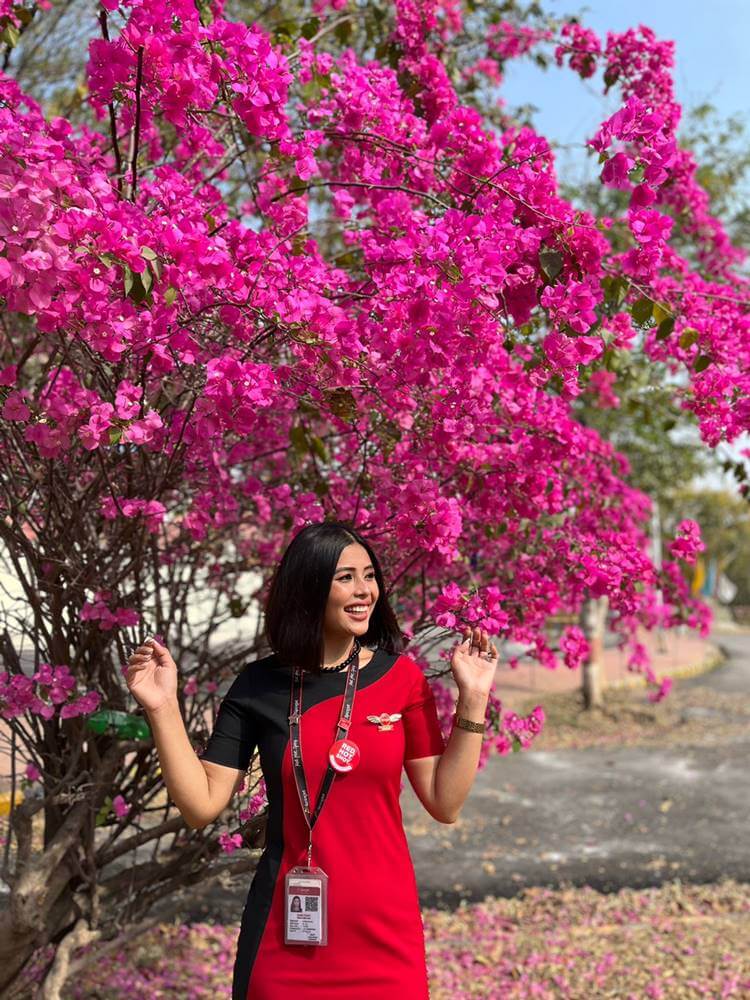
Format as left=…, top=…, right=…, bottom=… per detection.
left=449, top=625, right=498, bottom=697
left=125, top=637, right=178, bottom=713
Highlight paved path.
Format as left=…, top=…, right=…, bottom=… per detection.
left=402, top=629, right=750, bottom=908
left=109, top=630, right=749, bottom=925
left=490, top=624, right=719, bottom=702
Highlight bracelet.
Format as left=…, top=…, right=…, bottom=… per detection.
left=453, top=712, right=485, bottom=734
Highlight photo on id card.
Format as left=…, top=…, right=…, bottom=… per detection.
left=284, top=866, right=328, bottom=946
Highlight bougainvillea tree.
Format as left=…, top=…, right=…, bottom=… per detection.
left=0, top=0, right=745, bottom=992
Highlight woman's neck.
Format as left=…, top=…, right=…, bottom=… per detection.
left=321, top=634, right=358, bottom=669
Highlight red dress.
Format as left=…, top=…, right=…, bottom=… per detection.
left=199, top=646, right=446, bottom=999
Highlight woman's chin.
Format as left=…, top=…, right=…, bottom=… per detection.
left=341, top=619, right=368, bottom=634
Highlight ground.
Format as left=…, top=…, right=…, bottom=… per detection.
left=9, top=630, right=750, bottom=998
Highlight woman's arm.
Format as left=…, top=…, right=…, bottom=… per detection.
left=125, top=638, right=245, bottom=829
left=404, top=626, right=497, bottom=824
left=146, top=699, right=243, bottom=828
left=404, top=688, right=489, bottom=824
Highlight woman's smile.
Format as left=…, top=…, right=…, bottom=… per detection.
left=343, top=603, right=370, bottom=621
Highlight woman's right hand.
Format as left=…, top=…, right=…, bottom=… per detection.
left=125, top=637, right=178, bottom=713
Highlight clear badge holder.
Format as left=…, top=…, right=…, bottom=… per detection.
left=284, top=865, right=329, bottom=946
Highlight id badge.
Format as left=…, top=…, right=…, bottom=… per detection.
left=284, top=866, right=328, bottom=946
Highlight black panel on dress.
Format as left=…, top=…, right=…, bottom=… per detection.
left=199, top=647, right=400, bottom=1000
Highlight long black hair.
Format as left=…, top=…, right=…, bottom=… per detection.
left=263, top=520, right=405, bottom=675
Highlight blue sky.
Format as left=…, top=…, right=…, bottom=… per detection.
left=499, top=1, right=749, bottom=488
left=500, top=0, right=750, bottom=181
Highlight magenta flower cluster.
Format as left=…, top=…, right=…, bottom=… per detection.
left=0, top=0, right=734, bottom=768
left=0, top=662, right=101, bottom=720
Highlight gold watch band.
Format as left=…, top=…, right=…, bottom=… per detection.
left=453, top=712, right=485, bottom=734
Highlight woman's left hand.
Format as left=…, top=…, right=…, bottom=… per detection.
left=450, top=626, right=499, bottom=696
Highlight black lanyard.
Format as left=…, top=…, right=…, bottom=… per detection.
left=288, top=650, right=360, bottom=867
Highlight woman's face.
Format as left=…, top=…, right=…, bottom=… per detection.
left=323, top=543, right=380, bottom=640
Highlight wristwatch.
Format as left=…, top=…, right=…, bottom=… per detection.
left=453, top=712, right=485, bottom=733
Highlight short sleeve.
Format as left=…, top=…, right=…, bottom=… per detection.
left=402, top=664, right=446, bottom=762
left=198, top=671, right=257, bottom=772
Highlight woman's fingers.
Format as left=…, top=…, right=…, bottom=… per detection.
left=461, top=626, right=492, bottom=654
left=126, top=647, right=157, bottom=672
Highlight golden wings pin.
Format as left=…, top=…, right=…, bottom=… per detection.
left=367, top=712, right=402, bottom=732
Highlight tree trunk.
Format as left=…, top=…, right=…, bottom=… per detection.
left=580, top=595, right=609, bottom=710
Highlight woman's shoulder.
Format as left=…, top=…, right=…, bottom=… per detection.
left=223, top=652, right=281, bottom=697
left=389, top=649, right=422, bottom=673
left=382, top=648, right=433, bottom=689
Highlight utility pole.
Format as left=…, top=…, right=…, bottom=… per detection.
left=580, top=594, right=608, bottom=710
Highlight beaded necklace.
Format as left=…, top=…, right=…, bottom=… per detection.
left=319, top=636, right=362, bottom=673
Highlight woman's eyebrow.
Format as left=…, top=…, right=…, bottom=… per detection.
left=336, top=565, right=374, bottom=571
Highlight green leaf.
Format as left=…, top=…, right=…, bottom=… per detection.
left=290, top=425, right=308, bottom=456
left=631, top=297, right=653, bottom=325
left=656, top=316, right=675, bottom=340
left=694, top=355, right=712, bottom=372
left=539, top=247, right=564, bottom=282
left=95, top=799, right=112, bottom=828
left=334, top=18, right=352, bottom=43
left=140, top=246, right=158, bottom=261
left=627, top=163, right=645, bottom=185
left=325, top=387, right=357, bottom=422
left=511, top=737, right=522, bottom=753
left=164, top=286, right=178, bottom=307
left=147, top=256, right=162, bottom=282
left=652, top=302, right=671, bottom=325
left=123, top=266, right=134, bottom=297
left=602, top=275, right=628, bottom=307
left=272, top=24, right=294, bottom=44
left=310, top=435, right=328, bottom=461
left=290, top=233, right=308, bottom=255
left=603, top=65, right=620, bottom=90
left=126, top=270, right=151, bottom=305
left=0, top=23, right=20, bottom=48
left=108, top=427, right=122, bottom=445
left=679, top=327, right=699, bottom=348
left=300, top=16, right=319, bottom=39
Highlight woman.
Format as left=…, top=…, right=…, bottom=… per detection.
left=126, top=520, right=498, bottom=999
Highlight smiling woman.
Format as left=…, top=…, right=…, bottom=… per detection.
left=129, top=519, right=497, bottom=1000
left=261, top=521, right=394, bottom=679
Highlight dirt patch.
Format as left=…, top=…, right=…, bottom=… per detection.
left=425, top=878, right=750, bottom=998
left=510, top=683, right=750, bottom=752
left=43, top=879, right=750, bottom=998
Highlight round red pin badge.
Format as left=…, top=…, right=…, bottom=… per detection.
left=328, top=738, right=360, bottom=772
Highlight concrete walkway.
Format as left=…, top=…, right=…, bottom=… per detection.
left=496, top=624, right=721, bottom=703
left=403, top=629, right=750, bottom=908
